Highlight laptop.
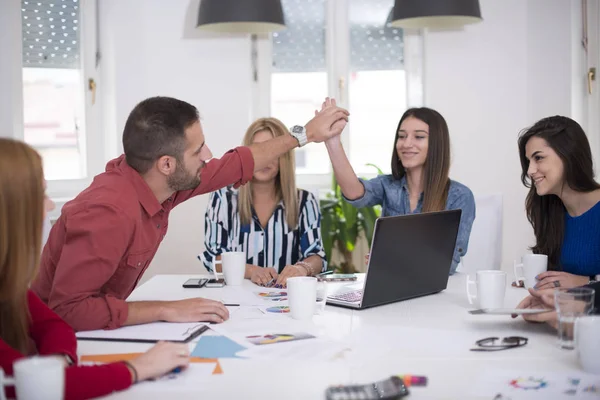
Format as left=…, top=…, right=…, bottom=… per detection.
left=326, top=209, right=462, bottom=310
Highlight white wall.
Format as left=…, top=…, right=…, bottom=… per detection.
left=98, top=0, right=254, bottom=283
left=424, top=0, right=590, bottom=272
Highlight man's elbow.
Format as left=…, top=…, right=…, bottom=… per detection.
left=51, top=301, right=112, bottom=332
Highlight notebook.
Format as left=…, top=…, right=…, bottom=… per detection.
left=76, top=322, right=209, bottom=343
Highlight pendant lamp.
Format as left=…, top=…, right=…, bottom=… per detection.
left=196, top=0, right=286, bottom=34
left=390, top=0, right=482, bottom=30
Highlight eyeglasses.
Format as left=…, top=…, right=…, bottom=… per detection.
left=470, top=336, right=528, bottom=352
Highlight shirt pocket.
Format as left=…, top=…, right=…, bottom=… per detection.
left=126, top=250, right=153, bottom=270
left=107, top=250, right=154, bottom=295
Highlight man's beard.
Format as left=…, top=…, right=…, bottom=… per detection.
left=167, top=160, right=201, bottom=191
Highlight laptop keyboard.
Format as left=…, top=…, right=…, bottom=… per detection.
left=328, top=290, right=363, bottom=303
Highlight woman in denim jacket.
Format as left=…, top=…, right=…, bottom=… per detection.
left=324, top=101, right=475, bottom=274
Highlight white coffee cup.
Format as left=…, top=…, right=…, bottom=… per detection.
left=466, top=270, right=507, bottom=309
left=287, top=276, right=317, bottom=320
left=215, top=252, right=246, bottom=286
left=0, top=367, right=14, bottom=400
left=514, top=254, right=547, bottom=288
left=8, top=356, right=65, bottom=400
left=575, top=316, right=600, bottom=373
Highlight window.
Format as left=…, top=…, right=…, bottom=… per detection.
left=17, top=0, right=102, bottom=205
left=347, top=0, right=406, bottom=175
left=271, top=0, right=329, bottom=175
left=22, top=0, right=87, bottom=180
left=269, top=0, right=423, bottom=182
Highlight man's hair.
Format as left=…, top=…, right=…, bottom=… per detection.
left=122, top=96, right=200, bottom=174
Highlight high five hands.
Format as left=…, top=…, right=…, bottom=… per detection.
left=305, top=97, right=349, bottom=143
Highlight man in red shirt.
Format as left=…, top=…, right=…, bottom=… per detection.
left=32, top=96, right=348, bottom=331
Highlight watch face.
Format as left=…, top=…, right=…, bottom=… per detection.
left=292, top=125, right=304, bottom=134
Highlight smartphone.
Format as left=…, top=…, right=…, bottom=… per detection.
left=205, top=278, right=225, bottom=288
left=325, top=376, right=409, bottom=400
left=182, top=278, right=208, bottom=288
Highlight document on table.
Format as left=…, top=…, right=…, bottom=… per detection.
left=229, top=306, right=272, bottom=320
left=470, top=369, right=600, bottom=399
left=220, top=286, right=289, bottom=306
left=134, top=363, right=217, bottom=391
left=80, top=353, right=223, bottom=375
left=209, top=318, right=321, bottom=347
left=76, top=322, right=209, bottom=343
left=236, top=338, right=350, bottom=362
left=191, top=335, right=247, bottom=358
left=76, top=307, right=238, bottom=342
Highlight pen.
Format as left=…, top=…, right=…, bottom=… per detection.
left=317, top=270, right=333, bottom=276
left=396, top=374, right=427, bottom=387
left=223, top=303, right=240, bottom=307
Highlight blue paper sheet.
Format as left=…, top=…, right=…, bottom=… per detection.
left=191, top=335, right=247, bottom=358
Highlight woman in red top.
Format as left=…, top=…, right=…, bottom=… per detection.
left=0, top=138, right=190, bottom=400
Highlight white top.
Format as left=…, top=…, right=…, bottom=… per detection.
left=76, top=273, right=581, bottom=399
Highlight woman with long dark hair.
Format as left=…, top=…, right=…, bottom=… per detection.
left=323, top=99, right=475, bottom=274
left=518, top=116, right=600, bottom=289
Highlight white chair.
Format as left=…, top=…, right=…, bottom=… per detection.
left=456, top=194, right=503, bottom=273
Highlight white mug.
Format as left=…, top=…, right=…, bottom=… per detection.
left=287, top=276, right=317, bottom=320
left=0, top=367, right=14, bottom=400
left=575, top=316, right=600, bottom=373
left=466, top=270, right=507, bottom=309
left=9, top=356, right=65, bottom=400
left=514, top=254, right=547, bottom=288
left=214, top=252, right=246, bottom=286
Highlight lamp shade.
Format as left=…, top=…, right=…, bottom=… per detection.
left=390, top=0, right=482, bottom=30
left=197, top=0, right=286, bottom=34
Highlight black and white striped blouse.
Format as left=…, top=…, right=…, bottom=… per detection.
left=199, top=187, right=327, bottom=273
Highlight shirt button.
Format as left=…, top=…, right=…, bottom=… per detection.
left=137, top=262, right=141, bottom=266
left=157, top=224, right=160, bottom=229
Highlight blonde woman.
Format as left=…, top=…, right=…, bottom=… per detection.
left=0, top=139, right=190, bottom=400
left=200, top=118, right=327, bottom=288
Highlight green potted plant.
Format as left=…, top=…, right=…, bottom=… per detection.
left=319, top=165, right=382, bottom=273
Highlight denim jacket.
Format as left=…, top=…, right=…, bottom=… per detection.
left=344, top=175, right=476, bottom=274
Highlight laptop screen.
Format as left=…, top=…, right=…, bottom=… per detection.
left=360, top=209, right=461, bottom=308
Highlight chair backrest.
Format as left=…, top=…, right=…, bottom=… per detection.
left=457, top=194, right=503, bottom=273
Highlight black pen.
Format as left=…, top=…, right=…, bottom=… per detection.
left=223, top=303, right=240, bottom=307
left=317, top=270, right=333, bottom=276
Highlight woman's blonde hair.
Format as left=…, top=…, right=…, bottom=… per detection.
left=238, top=118, right=299, bottom=228
left=0, top=138, right=44, bottom=354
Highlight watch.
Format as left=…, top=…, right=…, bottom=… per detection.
left=289, top=125, right=308, bottom=147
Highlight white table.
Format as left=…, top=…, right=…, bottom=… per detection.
left=79, top=273, right=580, bottom=399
